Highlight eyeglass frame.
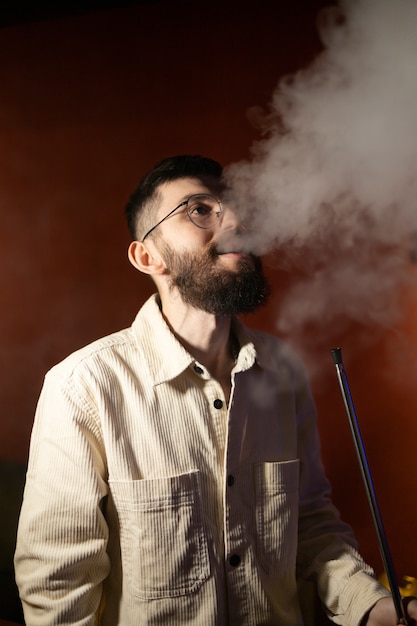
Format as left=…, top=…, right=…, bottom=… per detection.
left=140, top=193, right=224, bottom=242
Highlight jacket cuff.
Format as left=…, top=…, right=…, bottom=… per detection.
left=334, top=572, right=391, bottom=626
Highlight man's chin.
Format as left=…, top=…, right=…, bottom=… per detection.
left=162, top=242, right=269, bottom=315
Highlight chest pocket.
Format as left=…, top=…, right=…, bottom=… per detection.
left=110, top=470, right=210, bottom=599
left=254, top=460, right=300, bottom=575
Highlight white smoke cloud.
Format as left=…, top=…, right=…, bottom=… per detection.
left=224, top=0, right=417, bottom=345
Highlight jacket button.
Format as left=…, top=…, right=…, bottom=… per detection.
left=229, top=554, right=241, bottom=567
left=193, top=364, right=204, bottom=374
left=213, top=398, right=223, bottom=409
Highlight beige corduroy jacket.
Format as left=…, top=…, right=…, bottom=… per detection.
left=15, top=294, right=389, bottom=625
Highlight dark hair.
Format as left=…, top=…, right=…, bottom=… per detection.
left=125, top=154, right=223, bottom=240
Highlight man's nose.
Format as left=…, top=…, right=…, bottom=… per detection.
left=220, top=205, right=245, bottom=232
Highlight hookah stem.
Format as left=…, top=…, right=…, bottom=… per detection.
left=330, top=348, right=407, bottom=625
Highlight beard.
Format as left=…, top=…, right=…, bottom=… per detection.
left=160, top=242, right=271, bottom=316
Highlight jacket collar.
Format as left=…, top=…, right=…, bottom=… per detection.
left=132, top=294, right=261, bottom=386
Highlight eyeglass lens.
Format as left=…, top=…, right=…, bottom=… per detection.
left=186, top=194, right=222, bottom=229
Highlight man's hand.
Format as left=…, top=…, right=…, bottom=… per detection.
left=363, top=597, right=417, bottom=625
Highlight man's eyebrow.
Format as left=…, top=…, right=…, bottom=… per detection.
left=158, top=194, right=189, bottom=209
left=175, top=193, right=208, bottom=204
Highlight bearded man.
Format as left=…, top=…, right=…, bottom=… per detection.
left=15, top=155, right=417, bottom=626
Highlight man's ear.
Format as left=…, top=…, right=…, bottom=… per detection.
left=128, top=241, right=166, bottom=276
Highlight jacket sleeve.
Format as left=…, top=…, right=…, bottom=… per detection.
left=14, top=366, right=111, bottom=626
left=294, top=364, right=390, bottom=626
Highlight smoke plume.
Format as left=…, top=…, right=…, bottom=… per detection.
left=224, top=0, right=417, bottom=349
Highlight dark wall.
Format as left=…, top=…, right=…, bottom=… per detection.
left=1, top=0, right=415, bottom=584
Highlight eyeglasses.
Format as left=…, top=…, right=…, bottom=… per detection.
left=141, top=193, right=223, bottom=242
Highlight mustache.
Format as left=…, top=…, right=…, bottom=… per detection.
left=210, top=242, right=256, bottom=258
left=212, top=232, right=258, bottom=257
left=207, top=242, right=263, bottom=272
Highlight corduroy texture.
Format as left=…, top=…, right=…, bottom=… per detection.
left=15, top=295, right=389, bottom=625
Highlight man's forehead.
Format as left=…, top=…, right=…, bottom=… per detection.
left=158, top=176, right=226, bottom=203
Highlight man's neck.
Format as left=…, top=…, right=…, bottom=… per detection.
left=159, top=293, right=236, bottom=384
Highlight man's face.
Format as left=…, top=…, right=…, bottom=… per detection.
left=152, top=177, right=270, bottom=315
